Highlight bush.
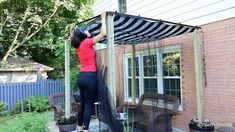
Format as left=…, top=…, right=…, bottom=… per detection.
left=0, top=102, right=7, bottom=112
left=0, top=102, right=9, bottom=117
left=11, top=101, right=25, bottom=114
left=12, top=96, right=49, bottom=114
left=25, top=96, right=50, bottom=112
left=0, top=110, right=11, bottom=117
left=0, top=112, right=49, bottom=132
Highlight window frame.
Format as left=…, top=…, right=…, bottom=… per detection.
left=118, top=0, right=127, bottom=13
left=123, top=53, right=141, bottom=102
left=123, top=44, right=183, bottom=110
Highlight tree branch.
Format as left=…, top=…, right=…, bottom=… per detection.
left=1, top=2, right=62, bottom=64
left=1, top=6, right=31, bottom=63
left=26, top=22, right=37, bottom=38
left=26, top=5, right=60, bottom=40
left=11, top=3, right=62, bottom=53
left=0, top=16, right=9, bottom=34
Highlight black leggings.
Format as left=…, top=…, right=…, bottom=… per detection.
left=77, top=72, right=98, bottom=130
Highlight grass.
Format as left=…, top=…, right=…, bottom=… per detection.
left=0, top=114, right=15, bottom=126
left=0, top=112, right=49, bottom=132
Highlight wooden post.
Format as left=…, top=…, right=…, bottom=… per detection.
left=131, top=44, right=136, bottom=105
left=106, top=13, right=116, bottom=110
left=65, top=39, right=71, bottom=118
left=193, top=29, right=203, bottom=122
left=21, top=100, right=24, bottom=113
left=157, top=48, right=164, bottom=94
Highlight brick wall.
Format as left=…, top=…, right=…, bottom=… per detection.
left=201, top=17, right=235, bottom=128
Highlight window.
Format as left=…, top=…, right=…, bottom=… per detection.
left=163, top=52, right=181, bottom=102
left=118, top=0, right=127, bottom=13
left=126, top=57, right=140, bottom=98
left=143, top=54, right=158, bottom=93
left=124, top=45, right=182, bottom=106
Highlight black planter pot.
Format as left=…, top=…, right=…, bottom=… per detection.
left=189, top=123, right=215, bottom=132
left=57, top=122, right=77, bottom=132
left=56, top=116, right=77, bottom=132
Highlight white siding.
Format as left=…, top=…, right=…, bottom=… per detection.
left=11, top=72, right=38, bottom=83
left=0, top=72, right=48, bottom=83
left=94, top=0, right=235, bottom=25
left=93, top=0, right=118, bottom=15
left=0, top=73, right=11, bottom=83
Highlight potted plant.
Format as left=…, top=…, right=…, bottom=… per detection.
left=189, top=118, right=215, bottom=132
left=56, top=115, right=77, bottom=131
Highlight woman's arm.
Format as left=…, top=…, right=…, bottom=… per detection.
left=93, top=12, right=106, bottom=44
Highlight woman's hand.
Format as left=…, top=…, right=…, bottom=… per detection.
left=93, top=12, right=107, bottom=44
left=100, top=12, right=106, bottom=36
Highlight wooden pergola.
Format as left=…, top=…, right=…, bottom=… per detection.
left=64, top=11, right=203, bottom=122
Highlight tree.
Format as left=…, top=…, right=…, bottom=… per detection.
left=0, top=0, right=93, bottom=65
left=0, top=0, right=94, bottom=89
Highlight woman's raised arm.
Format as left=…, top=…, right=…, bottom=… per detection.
left=93, top=12, right=106, bottom=44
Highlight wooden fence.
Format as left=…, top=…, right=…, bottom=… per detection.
left=0, top=79, right=64, bottom=110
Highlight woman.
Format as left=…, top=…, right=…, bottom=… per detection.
left=71, top=12, right=106, bottom=132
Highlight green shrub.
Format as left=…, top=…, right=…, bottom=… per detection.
left=0, top=110, right=11, bottom=117
left=0, top=115, right=14, bottom=127
left=0, top=102, right=7, bottom=112
left=12, top=96, right=49, bottom=114
left=25, top=96, right=50, bottom=112
left=0, top=112, right=49, bottom=132
left=0, top=102, right=11, bottom=117
left=11, top=101, right=25, bottom=114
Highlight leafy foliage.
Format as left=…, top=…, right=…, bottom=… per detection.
left=0, top=112, right=49, bottom=132
left=0, top=114, right=14, bottom=127
left=25, top=96, right=50, bottom=112
left=57, top=115, right=77, bottom=125
left=0, top=0, right=93, bottom=88
left=11, top=101, right=24, bottom=115
left=12, top=96, right=49, bottom=114
left=0, top=101, right=9, bottom=117
left=0, top=101, right=7, bottom=112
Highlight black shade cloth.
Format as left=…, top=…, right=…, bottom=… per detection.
left=78, top=12, right=198, bottom=45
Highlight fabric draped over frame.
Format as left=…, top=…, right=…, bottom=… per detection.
left=81, top=12, right=197, bottom=45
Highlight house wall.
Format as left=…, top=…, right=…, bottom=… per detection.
left=94, top=0, right=117, bottom=15
left=93, top=0, right=235, bottom=25
left=200, top=17, right=235, bottom=127
left=98, top=17, right=235, bottom=130
left=0, top=71, right=48, bottom=83
left=93, top=0, right=235, bottom=130
left=112, top=30, right=198, bottom=131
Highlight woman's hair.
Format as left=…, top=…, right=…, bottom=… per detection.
left=71, top=26, right=88, bottom=48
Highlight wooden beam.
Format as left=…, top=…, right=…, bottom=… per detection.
left=131, top=44, right=136, bottom=105
left=193, top=29, right=203, bottom=122
left=106, top=13, right=116, bottom=110
left=65, top=39, right=71, bottom=117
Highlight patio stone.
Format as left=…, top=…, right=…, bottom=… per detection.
left=47, top=111, right=59, bottom=132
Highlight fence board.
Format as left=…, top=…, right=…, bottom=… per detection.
left=0, top=79, right=64, bottom=110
